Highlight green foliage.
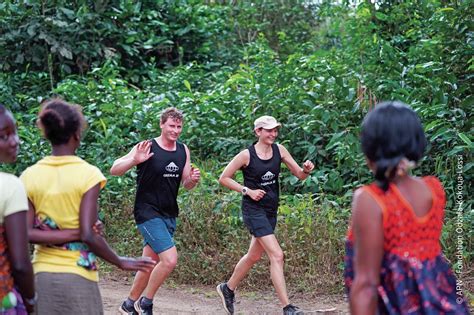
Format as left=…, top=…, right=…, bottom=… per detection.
left=0, top=0, right=318, bottom=84
left=0, top=0, right=234, bottom=83
left=228, top=0, right=319, bottom=56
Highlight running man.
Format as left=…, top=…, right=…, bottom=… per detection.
left=112, top=107, right=200, bottom=315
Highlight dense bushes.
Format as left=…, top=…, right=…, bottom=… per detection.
left=0, top=1, right=233, bottom=77
left=1, top=0, right=472, bottom=294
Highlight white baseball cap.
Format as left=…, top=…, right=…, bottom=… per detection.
left=254, top=116, right=281, bottom=130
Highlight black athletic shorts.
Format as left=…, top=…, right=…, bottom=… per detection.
left=242, top=209, right=277, bottom=237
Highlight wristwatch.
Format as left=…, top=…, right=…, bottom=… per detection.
left=241, top=186, right=249, bottom=196
left=24, top=292, right=38, bottom=306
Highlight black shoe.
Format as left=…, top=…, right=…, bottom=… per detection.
left=283, top=304, right=304, bottom=315
left=119, top=300, right=138, bottom=315
left=216, top=283, right=235, bottom=315
left=134, top=297, right=153, bottom=315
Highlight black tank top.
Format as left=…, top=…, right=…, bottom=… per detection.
left=134, top=140, right=186, bottom=223
left=242, top=143, right=281, bottom=213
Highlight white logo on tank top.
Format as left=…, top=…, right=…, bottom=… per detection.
left=165, top=162, right=179, bottom=172
left=261, top=171, right=275, bottom=181
left=260, top=171, right=276, bottom=186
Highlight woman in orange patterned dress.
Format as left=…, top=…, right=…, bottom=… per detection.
left=344, top=101, right=469, bottom=314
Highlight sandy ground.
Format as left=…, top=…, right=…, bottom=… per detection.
left=100, top=278, right=348, bottom=315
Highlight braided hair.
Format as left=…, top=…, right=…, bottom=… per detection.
left=360, top=101, right=427, bottom=191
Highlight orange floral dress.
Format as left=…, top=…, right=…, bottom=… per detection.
left=344, top=176, right=469, bottom=314
left=0, top=226, right=13, bottom=300
left=0, top=226, right=27, bottom=314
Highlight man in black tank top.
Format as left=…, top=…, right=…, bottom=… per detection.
left=110, top=107, right=200, bottom=315
left=216, top=116, right=315, bottom=315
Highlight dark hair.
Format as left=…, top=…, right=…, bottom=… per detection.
left=38, top=99, right=86, bottom=145
left=160, top=107, right=183, bottom=124
left=360, top=101, right=427, bottom=191
left=0, top=104, right=13, bottom=119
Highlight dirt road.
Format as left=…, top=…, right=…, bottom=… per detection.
left=100, top=278, right=348, bottom=314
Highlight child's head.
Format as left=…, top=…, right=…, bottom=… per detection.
left=0, top=104, right=19, bottom=163
left=361, top=101, right=427, bottom=190
left=37, top=99, right=86, bottom=145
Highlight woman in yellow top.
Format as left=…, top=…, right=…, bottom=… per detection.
left=20, top=99, right=155, bottom=315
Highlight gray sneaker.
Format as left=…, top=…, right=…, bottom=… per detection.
left=216, top=283, right=235, bottom=314
left=134, top=297, right=153, bottom=315
left=119, top=300, right=138, bottom=315
left=283, top=304, right=304, bottom=315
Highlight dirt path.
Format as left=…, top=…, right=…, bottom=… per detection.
left=100, top=278, right=348, bottom=314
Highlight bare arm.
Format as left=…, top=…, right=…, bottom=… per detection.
left=182, top=144, right=200, bottom=190
left=278, top=144, right=314, bottom=180
left=110, top=141, right=154, bottom=176
left=79, top=184, right=155, bottom=272
left=218, top=150, right=265, bottom=201
left=5, top=211, right=35, bottom=313
left=27, top=200, right=80, bottom=244
left=349, top=188, right=384, bottom=315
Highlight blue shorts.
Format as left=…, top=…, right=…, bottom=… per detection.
left=137, top=217, right=176, bottom=254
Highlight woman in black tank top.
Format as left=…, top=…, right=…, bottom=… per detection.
left=216, top=116, right=315, bottom=315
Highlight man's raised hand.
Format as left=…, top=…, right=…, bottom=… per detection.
left=132, top=140, right=154, bottom=164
